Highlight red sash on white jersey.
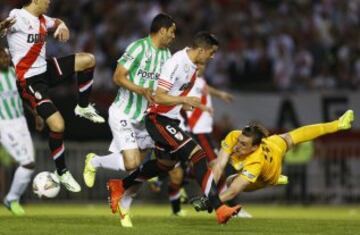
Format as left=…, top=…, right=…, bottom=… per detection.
left=15, top=15, right=47, bottom=82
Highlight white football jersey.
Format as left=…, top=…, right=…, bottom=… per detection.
left=148, top=48, right=197, bottom=120
left=186, top=76, right=213, bottom=134
left=7, top=9, right=55, bottom=80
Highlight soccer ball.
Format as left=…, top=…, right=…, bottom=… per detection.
left=32, top=171, right=61, bottom=198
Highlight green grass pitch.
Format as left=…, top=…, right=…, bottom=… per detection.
left=1, top=204, right=359, bottom=235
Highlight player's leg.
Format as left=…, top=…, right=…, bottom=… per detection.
left=168, top=165, right=185, bottom=216
left=46, top=112, right=80, bottom=192
left=73, top=53, right=104, bottom=122
left=83, top=110, right=146, bottom=187
left=285, top=109, right=354, bottom=147
left=117, top=150, right=150, bottom=228
left=2, top=118, right=34, bottom=215
left=17, top=75, right=80, bottom=192
left=47, top=54, right=104, bottom=123
left=194, top=133, right=218, bottom=166
left=148, top=114, right=240, bottom=224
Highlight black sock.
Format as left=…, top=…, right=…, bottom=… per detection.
left=77, top=68, right=94, bottom=107
left=123, top=160, right=170, bottom=189
left=169, top=182, right=182, bottom=214
left=190, top=149, right=222, bottom=209
left=49, top=131, right=67, bottom=175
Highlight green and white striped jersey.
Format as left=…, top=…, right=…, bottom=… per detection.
left=113, top=36, right=171, bottom=122
left=0, top=67, right=24, bottom=120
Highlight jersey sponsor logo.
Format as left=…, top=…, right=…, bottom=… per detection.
left=27, top=34, right=46, bottom=43
left=136, top=69, right=159, bottom=80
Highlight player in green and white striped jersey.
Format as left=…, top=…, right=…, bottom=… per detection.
left=83, top=13, right=176, bottom=227
left=0, top=47, right=43, bottom=216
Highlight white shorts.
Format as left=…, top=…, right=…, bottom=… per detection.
left=108, top=105, right=154, bottom=153
left=0, top=117, right=34, bottom=165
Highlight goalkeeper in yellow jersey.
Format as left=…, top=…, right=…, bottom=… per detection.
left=192, top=109, right=354, bottom=211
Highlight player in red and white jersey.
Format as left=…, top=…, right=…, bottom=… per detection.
left=186, top=64, right=233, bottom=164
left=2, top=0, right=106, bottom=192
left=107, top=32, right=241, bottom=224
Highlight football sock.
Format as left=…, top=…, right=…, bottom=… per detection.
left=120, top=195, right=133, bottom=211
left=123, top=160, right=171, bottom=189
left=49, top=131, right=67, bottom=175
left=91, top=152, right=125, bottom=171
left=77, top=67, right=94, bottom=108
left=168, top=182, right=182, bottom=214
left=289, top=121, right=339, bottom=145
left=120, top=183, right=141, bottom=210
left=190, top=149, right=222, bottom=209
left=6, top=166, right=34, bottom=201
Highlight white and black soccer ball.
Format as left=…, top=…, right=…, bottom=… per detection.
left=32, top=171, right=61, bottom=198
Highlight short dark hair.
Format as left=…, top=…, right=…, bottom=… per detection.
left=242, top=122, right=270, bottom=146
left=150, top=13, right=175, bottom=33
left=192, top=31, right=219, bottom=49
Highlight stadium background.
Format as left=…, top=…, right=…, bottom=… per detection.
left=0, top=0, right=360, bottom=205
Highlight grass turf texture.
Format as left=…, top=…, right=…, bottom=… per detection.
left=1, top=204, right=359, bottom=235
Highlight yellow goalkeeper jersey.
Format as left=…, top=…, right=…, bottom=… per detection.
left=221, top=130, right=287, bottom=185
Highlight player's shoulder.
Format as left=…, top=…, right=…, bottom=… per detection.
left=128, top=37, right=147, bottom=49
left=9, top=8, right=21, bottom=17
left=226, top=130, right=242, bottom=140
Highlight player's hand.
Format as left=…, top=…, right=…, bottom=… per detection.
left=141, top=87, right=155, bottom=103
left=0, top=17, right=16, bottom=37
left=219, top=91, right=234, bottom=103
left=54, top=23, right=70, bottom=42
left=183, top=96, right=201, bottom=108
left=199, top=105, right=213, bottom=115
left=182, top=103, right=194, bottom=111
left=35, top=115, right=45, bottom=132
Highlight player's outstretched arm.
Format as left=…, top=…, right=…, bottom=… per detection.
left=0, top=17, right=16, bottom=37
left=280, top=109, right=355, bottom=150
left=208, top=85, right=234, bottom=103
left=219, top=175, right=250, bottom=202
left=113, top=64, right=154, bottom=103
left=212, top=148, right=231, bottom=183
left=53, top=19, right=69, bottom=42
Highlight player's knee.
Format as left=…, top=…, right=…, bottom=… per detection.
left=48, top=120, right=65, bottom=132
left=21, top=162, right=35, bottom=170
left=189, top=145, right=204, bottom=158
left=169, top=170, right=183, bottom=185
left=76, top=53, right=96, bottom=71
left=124, top=158, right=140, bottom=171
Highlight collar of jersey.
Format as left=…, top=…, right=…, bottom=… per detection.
left=183, top=47, right=197, bottom=69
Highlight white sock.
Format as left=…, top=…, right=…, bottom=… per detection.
left=120, top=195, right=133, bottom=211
left=90, top=152, right=125, bottom=171
left=6, top=166, right=34, bottom=202
left=120, top=184, right=141, bottom=210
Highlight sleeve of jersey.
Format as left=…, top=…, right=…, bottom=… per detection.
left=240, top=157, right=263, bottom=183
left=157, top=61, right=178, bottom=91
left=221, top=130, right=241, bottom=154
left=117, top=41, right=143, bottom=71
left=43, top=15, right=56, bottom=29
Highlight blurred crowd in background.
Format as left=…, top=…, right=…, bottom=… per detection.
left=1, top=0, right=360, bottom=94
